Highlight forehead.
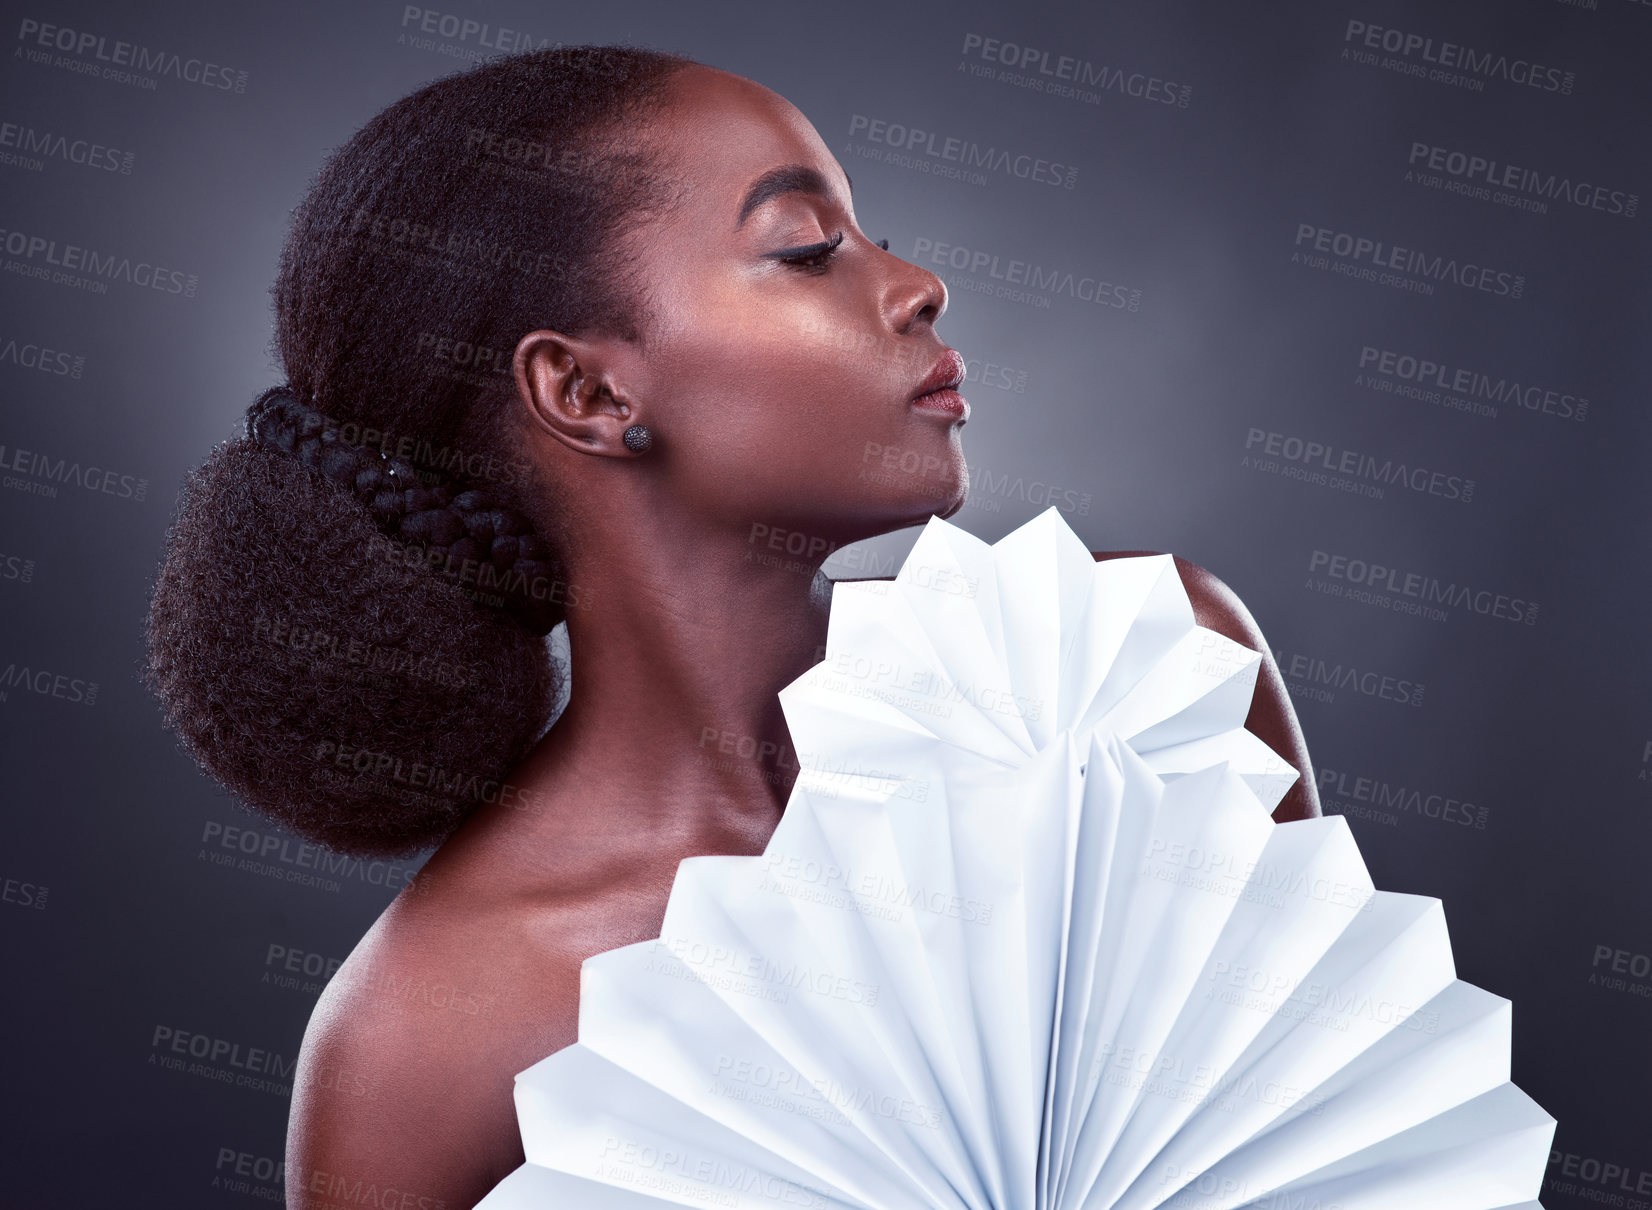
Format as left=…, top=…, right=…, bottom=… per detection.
left=643, top=66, right=849, bottom=222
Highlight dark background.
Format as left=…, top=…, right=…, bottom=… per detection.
left=1, top=0, right=1647, bottom=1205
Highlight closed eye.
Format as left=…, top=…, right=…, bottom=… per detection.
left=768, top=230, right=845, bottom=272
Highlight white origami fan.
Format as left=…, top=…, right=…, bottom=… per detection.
left=478, top=506, right=1554, bottom=1210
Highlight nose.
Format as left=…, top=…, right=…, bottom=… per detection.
left=884, top=250, right=948, bottom=335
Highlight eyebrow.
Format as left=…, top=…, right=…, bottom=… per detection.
left=735, top=164, right=853, bottom=229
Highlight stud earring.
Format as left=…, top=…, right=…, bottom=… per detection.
left=622, top=424, right=653, bottom=453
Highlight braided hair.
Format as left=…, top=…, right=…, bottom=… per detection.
left=143, top=45, right=698, bottom=858
left=245, top=387, right=565, bottom=635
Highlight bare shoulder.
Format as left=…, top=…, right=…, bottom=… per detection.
left=1091, top=549, right=1321, bottom=822
left=285, top=876, right=581, bottom=1209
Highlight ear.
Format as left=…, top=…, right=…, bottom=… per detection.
left=513, top=328, right=645, bottom=457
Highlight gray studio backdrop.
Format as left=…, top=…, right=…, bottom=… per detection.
left=2, top=0, right=1649, bottom=1205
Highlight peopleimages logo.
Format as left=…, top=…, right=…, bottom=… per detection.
left=1272, top=646, right=1425, bottom=709
left=1406, top=141, right=1637, bottom=219
left=1306, top=549, right=1538, bottom=626
left=1318, top=766, right=1489, bottom=829
left=1341, top=19, right=1576, bottom=94
left=959, top=32, right=1193, bottom=109
left=348, top=206, right=571, bottom=282
left=0, top=659, right=98, bottom=706
left=0, top=440, right=148, bottom=503
left=0, top=225, right=198, bottom=297
left=1242, top=427, right=1475, bottom=503
left=397, top=6, right=555, bottom=53
left=1547, top=1150, right=1652, bottom=1200
left=911, top=236, right=1141, bottom=312
left=0, top=552, right=36, bottom=584
left=0, top=333, right=85, bottom=378
left=198, top=819, right=421, bottom=894
left=1292, top=223, right=1523, bottom=299
left=845, top=114, right=1078, bottom=189
left=15, top=17, right=249, bottom=93
left=0, top=118, right=134, bottom=174
left=1356, top=346, right=1588, bottom=422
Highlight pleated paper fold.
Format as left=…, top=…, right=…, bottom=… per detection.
left=478, top=506, right=1553, bottom=1210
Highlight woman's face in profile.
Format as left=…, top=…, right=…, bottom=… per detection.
left=616, top=64, right=969, bottom=546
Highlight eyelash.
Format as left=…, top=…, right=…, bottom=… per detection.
left=778, top=231, right=844, bottom=272
left=775, top=231, right=891, bottom=272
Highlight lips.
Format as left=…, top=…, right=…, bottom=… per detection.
left=910, top=349, right=969, bottom=421
left=912, top=349, right=966, bottom=401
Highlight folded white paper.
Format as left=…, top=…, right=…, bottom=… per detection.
left=477, top=506, right=1554, bottom=1210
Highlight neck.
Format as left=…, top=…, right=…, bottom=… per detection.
left=503, top=516, right=840, bottom=862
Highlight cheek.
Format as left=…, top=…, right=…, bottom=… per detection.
left=641, top=272, right=952, bottom=516
left=668, top=301, right=881, bottom=438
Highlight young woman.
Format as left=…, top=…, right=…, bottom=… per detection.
left=145, top=45, right=1317, bottom=1210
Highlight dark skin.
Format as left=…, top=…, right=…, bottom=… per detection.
left=285, top=64, right=1320, bottom=1210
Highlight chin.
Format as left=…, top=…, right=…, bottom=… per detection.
left=934, top=483, right=968, bottom=520
left=913, top=454, right=968, bottom=522
left=910, top=473, right=967, bottom=523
